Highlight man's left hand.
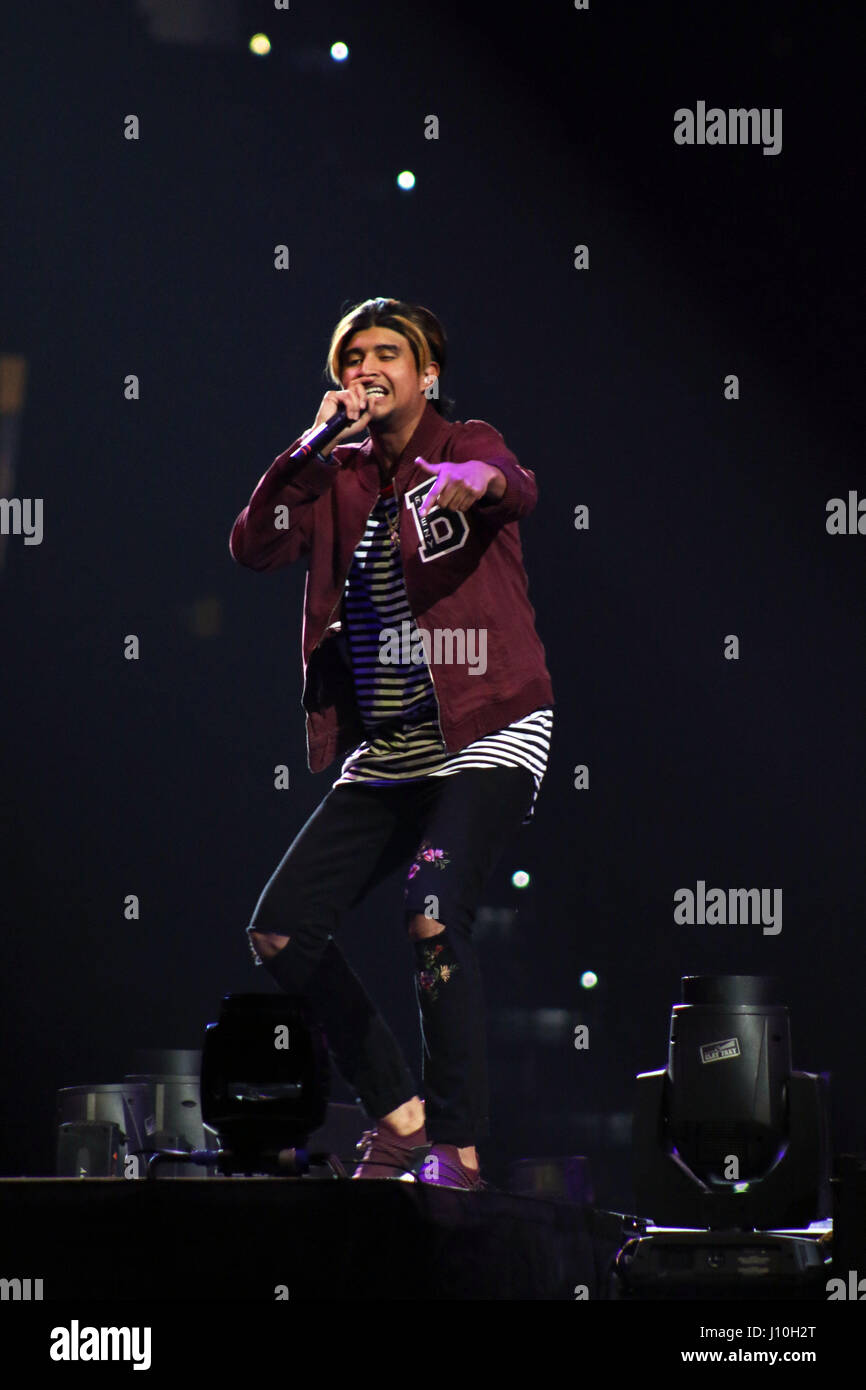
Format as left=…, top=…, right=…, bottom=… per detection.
left=415, top=457, right=505, bottom=516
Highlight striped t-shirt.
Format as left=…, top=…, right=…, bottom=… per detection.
left=331, top=481, right=553, bottom=824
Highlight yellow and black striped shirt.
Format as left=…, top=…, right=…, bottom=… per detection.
left=332, top=485, right=553, bottom=824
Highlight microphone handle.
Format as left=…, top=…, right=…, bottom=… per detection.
left=288, top=405, right=353, bottom=461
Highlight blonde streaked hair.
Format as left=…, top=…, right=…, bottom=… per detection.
left=325, top=297, right=453, bottom=417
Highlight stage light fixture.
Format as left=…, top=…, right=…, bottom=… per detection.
left=197, top=993, right=332, bottom=1177
left=632, top=975, right=831, bottom=1231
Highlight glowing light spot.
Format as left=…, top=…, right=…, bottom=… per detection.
left=249, top=33, right=271, bottom=56
left=511, top=870, right=530, bottom=889
left=580, top=971, right=598, bottom=990
left=397, top=169, right=416, bottom=190
left=330, top=42, right=349, bottom=62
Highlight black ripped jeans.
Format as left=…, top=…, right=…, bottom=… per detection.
left=245, top=766, right=535, bottom=1147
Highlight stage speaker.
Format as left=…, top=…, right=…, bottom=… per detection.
left=124, top=1048, right=212, bottom=1177
left=56, top=1083, right=150, bottom=1177
left=56, top=1121, right=124, bottom=1178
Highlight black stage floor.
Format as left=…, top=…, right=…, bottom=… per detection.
left=0, top=1176, right=843, bottom=1303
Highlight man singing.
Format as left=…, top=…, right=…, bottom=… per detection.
left=229, top=297, right=554, bottom=1189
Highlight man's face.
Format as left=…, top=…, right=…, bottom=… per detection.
left=339, top=326, right=435, bottom=423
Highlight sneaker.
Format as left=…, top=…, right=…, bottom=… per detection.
left=417, top=1144, right=487, bottom=1191
left=351, top=1123, right=430, bottom=1180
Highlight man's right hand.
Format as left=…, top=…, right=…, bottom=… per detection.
left=304, top=385, right=373, bottom=458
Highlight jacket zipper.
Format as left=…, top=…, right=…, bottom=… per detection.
left=419, top=633, right=446, bottom=746
left=311, top=488, right=381, bottom=652
left=391, top=480, right=447, bottom=749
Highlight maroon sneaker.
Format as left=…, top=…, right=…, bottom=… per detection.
left=352, top=1123, right=430, bottom=1180
left=417, top=1144, right=487, bottom=1190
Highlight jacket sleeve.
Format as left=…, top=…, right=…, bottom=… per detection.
left=229, top=436, right=339, bottom=571
left=453, top=419, right=538, bottom=523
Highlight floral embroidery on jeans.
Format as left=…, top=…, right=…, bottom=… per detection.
left=416, top=943, right=457, bottom=1002
left=407, top=840, right=451, bottom=881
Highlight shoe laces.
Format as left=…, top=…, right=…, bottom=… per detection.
left=356, top=1128, right=378, bottom=1156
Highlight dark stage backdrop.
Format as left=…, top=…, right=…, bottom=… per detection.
left=0, top=1, right=862, bottom=1207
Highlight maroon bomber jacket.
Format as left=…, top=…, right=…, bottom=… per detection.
left=229, top=399, right=554, bottom=774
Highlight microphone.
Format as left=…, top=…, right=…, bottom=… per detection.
left=288, top=404, right=365, bottom=462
